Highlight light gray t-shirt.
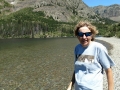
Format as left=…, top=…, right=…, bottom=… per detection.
left=74, top=41, right=115, bottom=90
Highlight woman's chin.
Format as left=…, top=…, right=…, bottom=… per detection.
left=81, top=42, right=89, bottom=47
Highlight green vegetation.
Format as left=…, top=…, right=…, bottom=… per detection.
left=87, top=14, right=120, bottom=38
left=0, top=7, right=74, bottom=38
left=93, top=19, right=120, bottom=37
left=0, top=6, right=120, bottom=39
left=0, top=0, right=11, bottom=7
left=0, top=0, right=12, bottom=13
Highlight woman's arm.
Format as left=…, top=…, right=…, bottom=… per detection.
left=105, top=68, right=114, bottom=90
left=67, top=72, right=75, bottom=90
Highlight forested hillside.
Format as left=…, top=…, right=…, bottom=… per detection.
left=0, top=7, right=75, bottom=38
left=0, top=0, right=120, bottom=39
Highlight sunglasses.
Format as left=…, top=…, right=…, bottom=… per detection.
left=77, top=32, right=92, bottom=37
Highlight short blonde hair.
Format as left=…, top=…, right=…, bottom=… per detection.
left=74, top=21, right=98, bottom=41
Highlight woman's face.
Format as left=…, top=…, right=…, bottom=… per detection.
left=77, top=26, right=92, bottom=47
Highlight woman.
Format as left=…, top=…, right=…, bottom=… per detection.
left=67, top=21, right=115, bottom=90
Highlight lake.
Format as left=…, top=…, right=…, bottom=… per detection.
left=0, top=37, right=112, bottom=90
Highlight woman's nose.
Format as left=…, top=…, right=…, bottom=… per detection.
left=83, top=34, right=87, bottom=38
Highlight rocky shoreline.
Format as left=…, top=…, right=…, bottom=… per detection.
left=96, top=37, right=120, bottom=90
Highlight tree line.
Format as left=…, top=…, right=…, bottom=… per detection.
left=93, top=22, right=120, bottom=38
left=0, top=7, right=120, bottom=39
left=0, top=7, right=74, bottom=39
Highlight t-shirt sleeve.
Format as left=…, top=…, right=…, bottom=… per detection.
left=99, top=46, right=115, bottom=70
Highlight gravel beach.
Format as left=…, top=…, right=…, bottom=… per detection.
left=96, top=37, right=120, bottom=90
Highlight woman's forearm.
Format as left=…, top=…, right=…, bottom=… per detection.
left=105, top=68, right=114, bottom=90
left=67, top=72, right=75, bottom=90
left=67, top=82, right=73, bottom=90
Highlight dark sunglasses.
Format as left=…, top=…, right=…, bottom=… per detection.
left=78, top=32, right=92, bottom=37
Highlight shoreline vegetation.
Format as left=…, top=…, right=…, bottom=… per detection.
left=0, top=7, right=120, bottom=39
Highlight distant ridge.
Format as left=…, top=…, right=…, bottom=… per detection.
left=3, top=0, right=120, bottom=22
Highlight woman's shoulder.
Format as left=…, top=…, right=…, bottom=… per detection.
left=92, top=41, right=104, bottom=46
left=92, top=41, right=107, bottom=50
left=75, top=44, right=81, bottom=49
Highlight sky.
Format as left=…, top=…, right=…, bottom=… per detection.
left=82, top=0, right=120, bottom=7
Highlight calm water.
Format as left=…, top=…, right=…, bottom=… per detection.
left=0, top=37, right=112, bottom=90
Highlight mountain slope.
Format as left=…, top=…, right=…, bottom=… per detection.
left=3, top=0, right=120, bottom=22
left=92, top=4, right=120, bottom=22
left=0, top=0, right=12, bottom=14
left=4, top=0, right=96, bottom=22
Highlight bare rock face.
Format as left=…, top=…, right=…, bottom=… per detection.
left=5, top=0, right=120, bottom=22
left=92, top=4, right=120, bottom=22
left=4, top=0, right=96, bottom=22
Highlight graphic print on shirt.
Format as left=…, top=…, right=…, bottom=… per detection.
left=77, top=54, right=94, bottom=64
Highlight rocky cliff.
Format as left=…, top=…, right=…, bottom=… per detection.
left=4, top=0, right=96, bottom=22
left=92, top=4, right=120, bottom=22
left=3, top=0, right=120, bottom=22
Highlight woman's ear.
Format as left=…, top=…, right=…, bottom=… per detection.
left=91, top=34, right=94, bottom=41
